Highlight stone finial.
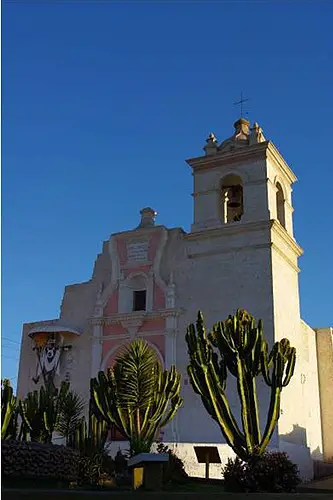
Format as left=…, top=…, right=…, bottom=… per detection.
left=138, top=207, right=157, bottom=228
left=219, top=118, right=250, bottom=151
left=203, top=132, right=218, bottom=156
left=233, top=118, right=250, bottom=140
left=249, top=121, right=266, bottom=145
left=218, top=118, right=267, bottom=151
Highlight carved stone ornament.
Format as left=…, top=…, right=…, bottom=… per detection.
left=126, top=240, right=149, bottom=264
left=218, top=119, right=266, bottom=152
left=137, top=207, right=157, bottom=229
left=249, top=121, right=266, bottom=144
left=203, top=132, right=219, bottom=156
left=120, top=318, right=144, bottom=331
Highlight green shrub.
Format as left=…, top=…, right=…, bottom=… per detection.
left=113, top=450, right=131, bottom=487
left=77, top=450, right=115, bottom=488
left=222, top=457, right=247, bottom=492
left=157, top=443, right=188, bottom=484
left=223, top=451, right=301, bottom=493
left=1, top=440, right=80, bottom=484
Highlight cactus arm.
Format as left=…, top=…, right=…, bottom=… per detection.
left=19, top=400, right=33, bottom=432
left=234, top=357, right=253, bottom=455
left=259, top=383, right=282, bottom=454
left=282, top=347, right=296, bottom=387
left=187, top=351, right=247, bottom=459
left=1, top=381, right=17, bottom=440
left=245, top=374, right=261, bottom=448
left=1, top=404, right=15, bottom=439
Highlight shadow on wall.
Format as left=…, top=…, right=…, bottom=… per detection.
left=280, top=424, right=307, bottom=447
left=279, top=424, right=313, bottom=481
left=279, top=424, right=333, bottom=481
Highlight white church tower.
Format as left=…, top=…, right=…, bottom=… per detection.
left=173, top=117, right=324, bottom=478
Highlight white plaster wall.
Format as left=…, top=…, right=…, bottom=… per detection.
left=270, top=241, right=322, bottom=473
left=299, top=321, right=323, bottom=460
left=271, top=245, right=305, bottom=439
left=162, top=442, right=236, bottom=479
left=60, top=281, right=97, bottom=329
left=174, top=224, right=275, bottom=444
left=315, top=328, right=333, bottom=461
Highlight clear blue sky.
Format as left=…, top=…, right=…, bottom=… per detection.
left=2, top=1, right=333, bottom=386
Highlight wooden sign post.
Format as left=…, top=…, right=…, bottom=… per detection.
left=194, top=446, right=221, bottom=479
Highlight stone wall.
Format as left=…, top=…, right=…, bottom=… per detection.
left=315, top=327, right=333, bottom=462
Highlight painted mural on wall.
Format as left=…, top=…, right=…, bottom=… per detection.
left=32, top=334, right=68, bottom=388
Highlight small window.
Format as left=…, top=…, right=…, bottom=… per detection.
left=133, top=290, right=146, bottom=311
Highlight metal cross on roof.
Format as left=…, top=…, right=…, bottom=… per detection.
left=233, top=92, right=249, bottom=118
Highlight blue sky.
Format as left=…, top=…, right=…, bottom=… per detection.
left=2, top=1, right=333, bottom=386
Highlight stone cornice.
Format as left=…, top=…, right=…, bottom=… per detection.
left=24, top=318, right=60, bottom=329
left=90, top=308, right=183, bottom=326
left=271, top=219, right=303, bottom=257
left=186, top=219, right=272, bottom=241
left=266, top=142, right=297, bottom=184
left=99, top=330, right=166, bottom=342
left=271, top=243, right=300, bottom=273
left=186, top=141, right=297, bottom=184
left=186, top=142, right=268, bottom=171
left=187, top=219, right=302, bottom=253
left=186, top=219, right=303, bottom=262
left=187, top=243, right=271, bottom=260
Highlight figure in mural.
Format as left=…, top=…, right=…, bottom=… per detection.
left=32, top=335, right=63, bottom=387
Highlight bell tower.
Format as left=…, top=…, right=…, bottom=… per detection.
left=182, top=118, right=305, bottom=445
left=187, top=118, right=295, bottom=236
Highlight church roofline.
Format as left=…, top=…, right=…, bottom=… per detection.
left=109, top=225, right=186, bottom=239
left=186, top=141, right=297, bottom=184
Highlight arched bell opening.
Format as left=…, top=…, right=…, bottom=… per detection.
left=220, top=174, right=244, bottom=224
left=276, top=182, right=286, bottom=228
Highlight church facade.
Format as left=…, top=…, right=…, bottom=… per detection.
left=17, top=118, right=333, bottom=480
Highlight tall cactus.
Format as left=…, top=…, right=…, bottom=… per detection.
left=19, top=381, right=69, bottom=443
left=186, top=309, right=296, bottom=461
left=68, top=400, right=109, bottom=456
left=91, top=339, right=183, bottom=455
left=1, top=379, right=18, bottom=440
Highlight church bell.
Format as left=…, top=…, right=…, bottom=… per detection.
left=227, top=186, right=242, bottom=208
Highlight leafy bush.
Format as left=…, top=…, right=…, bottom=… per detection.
left=77, top=449, right=115, bottom=488
left=222, top=457, right=248, bottom=492
left=223, top=451, right=301, bottom=493
left=113, top=449, right=131, bottom=487
left=157, top=443, right=188, bottom=484
left=246, top=451, right=301, bottom=492
left=1, top=440, right=80, bottom=484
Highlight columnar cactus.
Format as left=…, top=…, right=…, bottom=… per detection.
left=1, top=379, right=18, bottom=440
left=186, top=309, right=296, bottom=461
left=19, top=381, right=69, bottom=443
left=91, top=339, right=183, bottom=455
left=68, top=401, right=109, bottom=456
